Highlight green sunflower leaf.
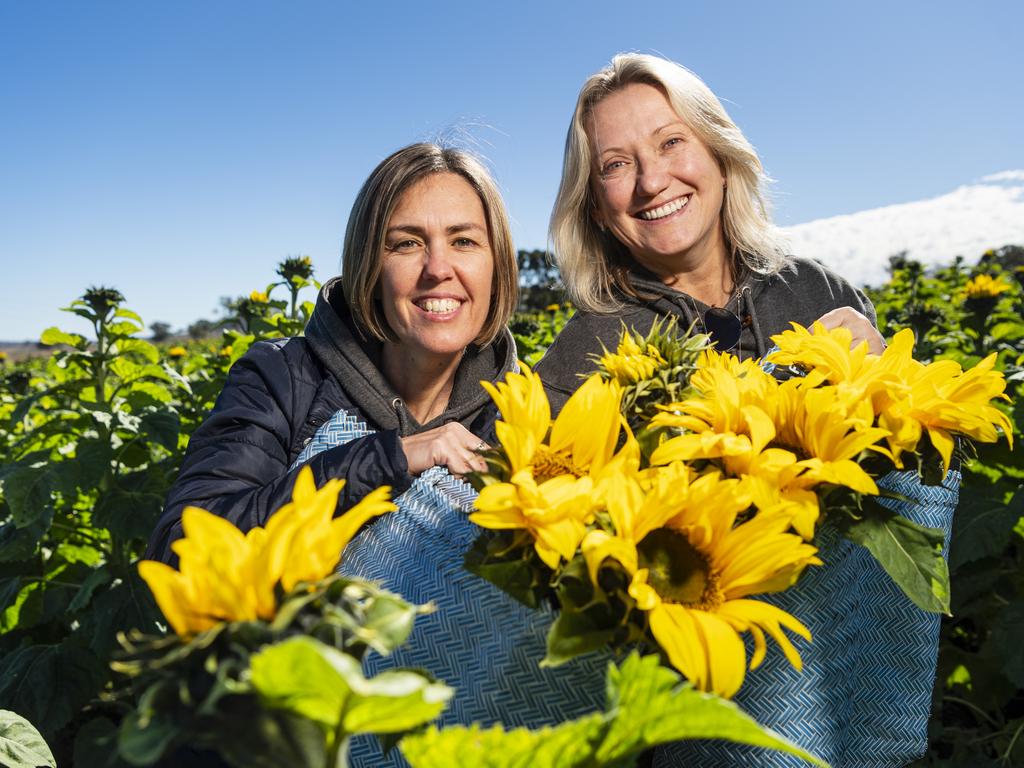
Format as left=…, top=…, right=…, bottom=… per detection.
left=400, top=652, right=828, bottom=768
left=250, top=636, right=452, bottom=736
left=0, top=709, right=56, bottom=768
left=842, top=501, right=950, bottom=614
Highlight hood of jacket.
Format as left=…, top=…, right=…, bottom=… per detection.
left=620, top=261, right=776, bottom=358
left=304, top=276, right=517, bottom=435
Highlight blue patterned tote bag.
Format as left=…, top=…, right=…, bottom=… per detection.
left=292, top=409, right=610, bottom=768
left=653, top=470, right=959, bottom=768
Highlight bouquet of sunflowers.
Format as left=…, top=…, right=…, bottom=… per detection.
left=466, top=320, right=1013, bottom=699
left=122, top=465, right=830, bottom=768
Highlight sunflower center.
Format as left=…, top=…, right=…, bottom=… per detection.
left=531, top=445, right=578, bottom=483
left=637, top=528, right=722, bottom=610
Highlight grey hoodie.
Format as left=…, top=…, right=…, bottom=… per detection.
left=535, top=256, right=876, bottom=414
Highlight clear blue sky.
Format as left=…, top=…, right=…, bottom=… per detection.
left=2, top=1, right=1022, bottom=342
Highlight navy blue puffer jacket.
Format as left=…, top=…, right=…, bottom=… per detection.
left=146, top=277, right=517, bottom=564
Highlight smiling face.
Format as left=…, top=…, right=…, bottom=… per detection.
left=586, top=82, right=728, bottom=278
left=378, top=172, right=494, bottom=367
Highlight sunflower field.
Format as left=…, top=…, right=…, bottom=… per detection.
left=0, top=247, right=1020, bottom=766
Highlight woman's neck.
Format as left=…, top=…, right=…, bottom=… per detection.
left=381, top=343, right=462, bottom=424
left=638, top=252, right=735, bottom=307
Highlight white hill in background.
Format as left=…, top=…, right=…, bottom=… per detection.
left=782, top=171, right=1024, bottom=288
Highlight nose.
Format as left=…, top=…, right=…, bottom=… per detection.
left=635, top=153, right=671, bottom=198
left=422, top=241, right=455, bottom=281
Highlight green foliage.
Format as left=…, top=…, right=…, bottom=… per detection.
left=840, top=498, right=951, bottom=614
left=867, top=253, right=1023, bottom=765
left=112, top=576, right=433, bottom=767
left=399, top=653, right=828, bottom=768
left=0, top=261, right=321, bottom=764
left=509, top=304, right=573, bottom=367
left=0, top=709, right=56, bottom=768
left=516, top=249, right=565, bottom=312
left=252, top=635, right=451, bottom=765
left=1, top=250, right=1021, bottom=764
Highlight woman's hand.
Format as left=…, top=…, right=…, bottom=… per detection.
left=814, top=307, right=886, bottom=354
left=400, top=422, right=490, bottom=477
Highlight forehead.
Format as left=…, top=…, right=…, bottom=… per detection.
left=390, top=172, right=486, bottom=223
left=585, top=82, right=687, bottom=148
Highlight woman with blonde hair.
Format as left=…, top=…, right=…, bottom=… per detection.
left=537, top=54, right=951, bottom=767
left=536, top=52, right=883, bottom=412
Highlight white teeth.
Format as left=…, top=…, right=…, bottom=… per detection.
left=419, top=298, right=461, bottom=314
left=639, top=196, right=689, bottom=220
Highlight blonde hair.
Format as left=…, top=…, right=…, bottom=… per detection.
left=341, top=143, right=518, bottom=345
left=550, top=53, right=789, bottom=313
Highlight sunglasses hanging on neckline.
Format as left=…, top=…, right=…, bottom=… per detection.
left=701, top=306, right=745, bottom=352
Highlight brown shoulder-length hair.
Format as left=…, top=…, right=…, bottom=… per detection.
left=550, top=53, right=790, bottom=313
left=341, top=142, right=518, bottom=345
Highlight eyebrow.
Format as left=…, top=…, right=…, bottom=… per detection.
left=595, top=120, right=688, bottom=159
left=386, top=223, right=487, bottom=237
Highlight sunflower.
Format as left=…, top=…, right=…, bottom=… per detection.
left=964, top=274, right=1013, bottom=299
left=481, top=364, right=622, bottom=483
left=472, top=368, right=627, bottom=568
left=598, top=333, right=667, bottom=385
left=582, top=469, right=819, bottom=698
left=651, top=354, right=890, bottom=538
left=874, top=345, right=1014, bottom=472
left=138, top=467, right=395, bottom=637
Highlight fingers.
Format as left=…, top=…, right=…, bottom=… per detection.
left=813, top=306, right=887, bottom=355
left=400, top=423, right=491, bottom=477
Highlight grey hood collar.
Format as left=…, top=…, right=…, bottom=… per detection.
left=623, top=263, right=775, bottom=358
left=304, top=277, right=517, bottom=435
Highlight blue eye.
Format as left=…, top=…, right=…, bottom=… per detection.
left=388, top=239, right=419, bottom=252
left=601, top=159, right=628, bottom=175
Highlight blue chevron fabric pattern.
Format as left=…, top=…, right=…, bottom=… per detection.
left=294, top=409, right=960, bottom=767
left=340, top=466, right=610, bottom=767
left=291, top=410, right=610, bottom=768
left=653, top=470, right=960, bottom=768
left=291, top=408, right=375, bottom=467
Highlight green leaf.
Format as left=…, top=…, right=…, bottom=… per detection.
left=596, top=654, right=827, bottom=765
left=72, top=718, right=133, bottom=768
left=113, top=308, right=144, bottom=324
left=138, top=410, right=181, bottom=452
left=1, top=464, right=58, bottom=528
left=988, top=600, right=1024, bottom=688
left=250, top=636, right=452, bottom=736
left=92, top=489, right=163, bottom=542
left=106, top=320, right=142, bottom=337
left=0, top=510, right=51, bottom=562
left=354, top=590, right=425, bottom=656
left=543, top=608, right=617, bottom=668
left=949, top=488, right=1024, bottom=571
left=79, top=570, right=161, bottom=659
left=401, top=718, right=605, bottom=768
left=73, top=439, right=114, bottom=488
left=202, top=696, right=328, bottom=768
left=39, top=327, right=84, bottom=348
left=843, top=502, right=950, bottom=614
left=0, top=577, right=23, bottom=615
left=67, top=567, right=114, bottom=614
left=0, top=709, right=56, bottom=768
left=400, top=653, right=827, bottom=768
left=117, top=706, right=181, bottom=766
left=115, top=337, right=159, bottom=363
left=0, top=642, right=106, bottom=739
